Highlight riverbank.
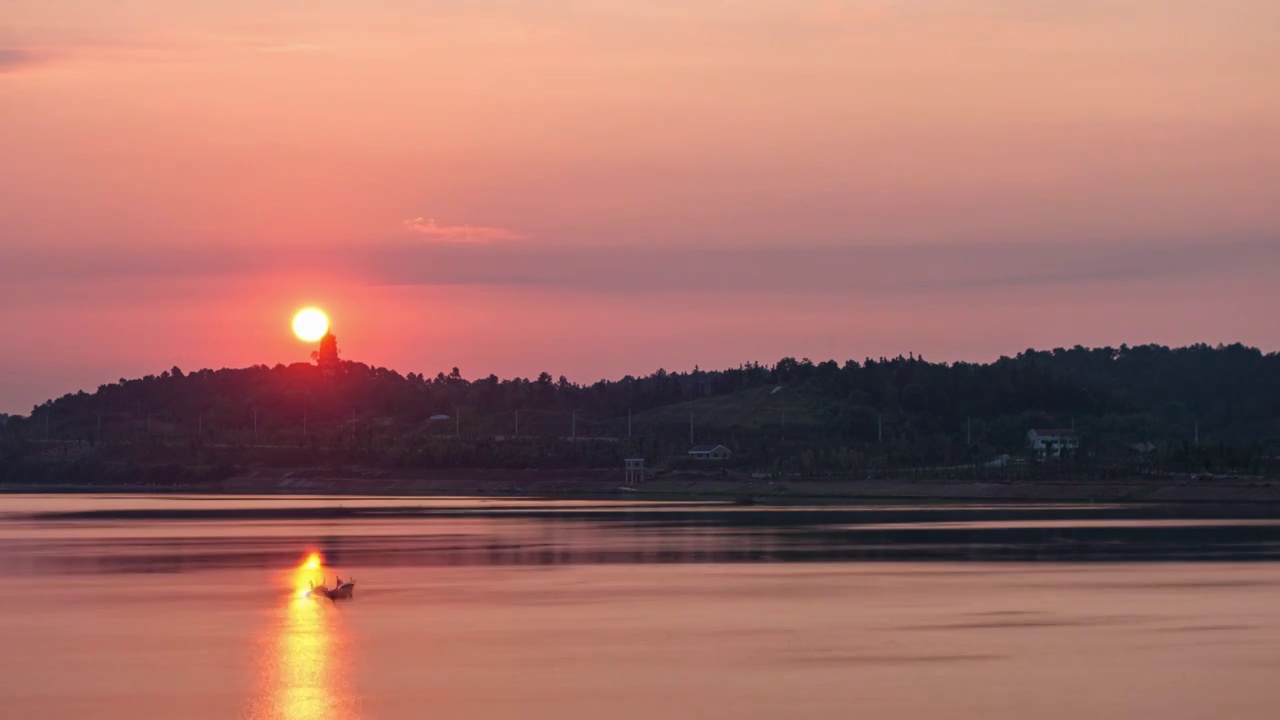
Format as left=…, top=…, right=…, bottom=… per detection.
left=4, top=467, right=1280, bottom=504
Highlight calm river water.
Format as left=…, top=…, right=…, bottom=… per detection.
left=3, top=494, right=1280, bottom=719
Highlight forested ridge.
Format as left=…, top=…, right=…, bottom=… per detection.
left=2, top=343, right=1278, bottom=481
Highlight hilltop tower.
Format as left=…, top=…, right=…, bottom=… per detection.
left=315, top=332, right=340, bottom=376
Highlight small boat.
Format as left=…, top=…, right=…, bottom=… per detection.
left=330, top=579, right=356, bottom=600
left=308, top=576, right=356, bottom=602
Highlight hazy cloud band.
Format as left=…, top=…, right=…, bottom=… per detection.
left=5, top=238, right=1276, bottom=297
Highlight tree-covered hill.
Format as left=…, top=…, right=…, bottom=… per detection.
left=2, top=343, right=1278, bottom=479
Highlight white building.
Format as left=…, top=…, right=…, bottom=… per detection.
left=688, top=444, right=732, bottom=460
left=1027, top=428, right=1079, bottom=458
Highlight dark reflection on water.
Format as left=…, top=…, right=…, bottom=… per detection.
left=6, top=497, right=1280, bottom=576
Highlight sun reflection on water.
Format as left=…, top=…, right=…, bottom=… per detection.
left=249, top=552, right=359, bottom=719
left=294, top=552, right=325, bottom=599
left=275, top=596, right=335, bottom=719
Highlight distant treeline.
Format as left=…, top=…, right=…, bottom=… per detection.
left=2, top=343, right=1278, bottom=478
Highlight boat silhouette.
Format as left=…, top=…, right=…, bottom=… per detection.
left=307, top=576, right=356, bottom=602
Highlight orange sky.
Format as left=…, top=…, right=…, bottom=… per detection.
left=2, top=1, right=1278, bottom=412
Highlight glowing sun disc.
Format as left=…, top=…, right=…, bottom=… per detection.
left=292, top=308, right=330, bottom=342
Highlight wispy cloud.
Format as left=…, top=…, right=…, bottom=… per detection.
left=254, top=43, right=326, bottom=54
left=359, top=238, right=1280, bottom=296
left=0, top=38, right=216, bottom=73
left=402, top=217, right=525, bottom=243
left=0, top=48, right=45, bottom=74
left=4, top=238, right=1276, bottom=300
left=209, top=36, right=327, bottom=54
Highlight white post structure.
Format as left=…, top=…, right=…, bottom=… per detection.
left=624, top=458, right=645, bottom=486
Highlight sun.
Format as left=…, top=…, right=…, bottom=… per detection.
left=292, top=308, right=330, bottom=342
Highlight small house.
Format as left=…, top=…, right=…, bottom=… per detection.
left=1027, top=428, right=1078, bottom=458
left=688, top=444, right=732, bottom=460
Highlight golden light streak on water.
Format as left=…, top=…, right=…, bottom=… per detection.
left=272, top=596, right=335, bottom=720
left=246, top=551, right=359, bottom=719
left=293, top=552, right=325, bottom=599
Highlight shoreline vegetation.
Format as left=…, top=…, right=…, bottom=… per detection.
left=3, top=343, right=1277, bottom=497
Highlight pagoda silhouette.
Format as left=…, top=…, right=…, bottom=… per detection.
left=312, top=332, right=341, bottom=376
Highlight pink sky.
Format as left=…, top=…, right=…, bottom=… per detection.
left=2, top=1, right=1278, bottom=413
